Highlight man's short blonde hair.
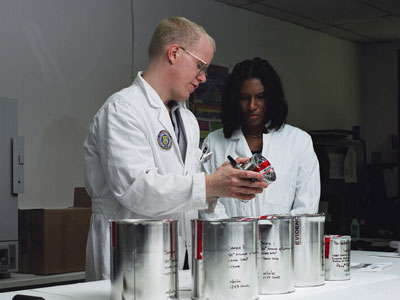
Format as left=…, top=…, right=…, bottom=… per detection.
left=148, top=16, right=216, bottom=61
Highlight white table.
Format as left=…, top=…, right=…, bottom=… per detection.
left=0, top=271, right=85, bottom=291
left=1, top=251, right=399, bottom=300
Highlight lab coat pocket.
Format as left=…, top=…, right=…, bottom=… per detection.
left=264, top=167, right=295, bottom=209
left=195, top=148, right=204, bottom=172
left=186, top=147, right=203, bottom=173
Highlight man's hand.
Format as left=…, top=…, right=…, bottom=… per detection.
left=205, top=157, right=268, bottom=201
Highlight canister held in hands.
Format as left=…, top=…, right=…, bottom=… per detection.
left=228, top=153, right=277, bottom=184
left=242, top=153, right=276, bottom=184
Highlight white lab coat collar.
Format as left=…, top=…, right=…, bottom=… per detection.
left=133, top=71, right=162, bottom=109
left=134, top=71, right=192, bottom=167
left=134, top=72, right=176, bottom=144
left=231, top=129, right=252, bottom=157
left=230, top=123, right=281, bottom=158
left=135, top=71, right=187, bottom=110
left=231, top=123, right=272, bottom=140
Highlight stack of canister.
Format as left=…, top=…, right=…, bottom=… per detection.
left=293, top=214, right=326, bottom=287
left=110, top=219, right=178, bottom=300
left=258, top=215, right=294, bottom=294
left=192, top=218, right=259, bottom=300
left=109, top=214, right=353, bottom=300
left=324, top=235, right=351, bottom=281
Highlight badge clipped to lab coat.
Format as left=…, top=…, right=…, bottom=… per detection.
left=157, top=130, right=172, bottom=150
left=200, top=146, right=213, bottom=164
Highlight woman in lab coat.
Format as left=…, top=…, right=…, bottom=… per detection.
left=201, top=57, right=320, bottom=218
left=84, top=18, right=267, bottom=281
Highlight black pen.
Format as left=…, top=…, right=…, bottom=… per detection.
left=228, top=155, right=257, bottom=183
left=227, top=155, right=244, bottom=170
left=200, top=146, right=208, bottom=160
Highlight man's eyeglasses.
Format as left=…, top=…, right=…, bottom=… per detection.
left=180, top=46, right=208, bottom=76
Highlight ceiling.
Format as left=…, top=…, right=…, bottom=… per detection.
left=215, top=0, right=400, bottom=43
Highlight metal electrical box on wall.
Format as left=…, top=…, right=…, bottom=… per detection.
left=13, top=136, right=24, bottom=194
left=0, top=97, right=24, bottom=275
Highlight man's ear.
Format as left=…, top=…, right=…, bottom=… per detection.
left=167, top=44, right=180, bottom=64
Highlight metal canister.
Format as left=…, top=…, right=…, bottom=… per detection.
left=241, top=153, right=276, bottom=184
left=324, top=235, right=351, bottom=281
left=110, top=219, right=178, bottom=300
left=192, top=218, right=259, bottom=300
left=258, top=215, right=294, bottom=294
left=293, top=214, right=325, bottom=287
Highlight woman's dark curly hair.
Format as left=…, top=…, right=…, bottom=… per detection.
left=221, top=57, right=288, bottom=138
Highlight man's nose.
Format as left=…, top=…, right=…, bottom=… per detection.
left=197, top=72, right=207, bottom=83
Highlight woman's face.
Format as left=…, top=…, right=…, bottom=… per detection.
left=239, top=78, right=266, bottom=130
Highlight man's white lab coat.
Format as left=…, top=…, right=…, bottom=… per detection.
left=84, top=72, right=207, bottom=281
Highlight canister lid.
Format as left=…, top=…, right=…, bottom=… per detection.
left=259, top=214, right=292, bottom=219
left=292, top=213, right=325, bottom=217
left=110, top=218, right=177, bottom=224
left=293, top=213, right=325, bottom=219
left=192, top=217, right=258, bottom=223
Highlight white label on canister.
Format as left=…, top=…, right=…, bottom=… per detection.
left=228, top=245, right=249, bottom=269
left=261, top=241, right=291, bottom=280
left=163, top=249, right=177, bottom=276
left=294, top=217, right=301, bottom=245
left=325, top=235, right=351, bottom=280
left=227, top=244, right=256, bottom=290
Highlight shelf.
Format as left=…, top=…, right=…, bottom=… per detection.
left=0, top=271, right=85, bottom=291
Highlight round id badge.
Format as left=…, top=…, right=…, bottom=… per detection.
left=157, top=130, right=172, bottom=150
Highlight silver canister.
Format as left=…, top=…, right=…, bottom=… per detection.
left=324, top=235, right=351, bottom=281
left=241, top=153, right=276, bottom=184
left=258, top=215, right=294, bottom=294
left=293, top=214, right=325, bottom=287
left=192, top=218, right=259, bottom=300
left=110, top=219, right=178, bottom=300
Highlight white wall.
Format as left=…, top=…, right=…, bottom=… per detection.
left=132, top=0, right=362, bottom=132
left=1, top=0, right=363, bottom=209
left=0, top=0, right=133, bottom=208
left=361, top=42, right=400, bottom=163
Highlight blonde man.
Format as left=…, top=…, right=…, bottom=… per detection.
left=84, top=17, right=267, bottom=281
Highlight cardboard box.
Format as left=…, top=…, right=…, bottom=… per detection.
left=18, top=208, right=91, bottom=274
left=73, top=187, right=92, bottom=208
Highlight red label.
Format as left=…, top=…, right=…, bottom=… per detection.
left=259, top=215, right=274, bottom=220
left=324, top=236, right=331, bottom=259
left=238, top=218, right=252, bottom=221
left=253, top=160, right=271, bottom=172
left=170, top=222, right=175, bottom=259
left=196, top=221, right=203, bottom=260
